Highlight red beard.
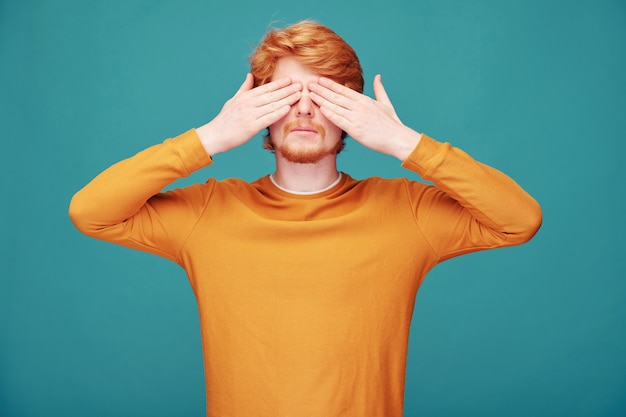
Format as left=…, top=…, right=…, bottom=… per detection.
left=275, top=121, right=340, bottom=164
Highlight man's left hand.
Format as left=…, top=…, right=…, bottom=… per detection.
left=308, top=75, right=422, bottom=161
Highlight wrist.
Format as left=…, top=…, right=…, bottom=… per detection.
left=196, top=122, right=222, bottom=157
left=392, top=127, right=422, bottom=161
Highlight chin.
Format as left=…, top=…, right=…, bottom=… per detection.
left=277, top=144, right=337, bottom=164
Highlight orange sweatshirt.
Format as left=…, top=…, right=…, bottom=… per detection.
left=69, top=129, right=541, bottom=416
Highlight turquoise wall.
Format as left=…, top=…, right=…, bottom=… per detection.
left=1, top=0, right=624, bottom=415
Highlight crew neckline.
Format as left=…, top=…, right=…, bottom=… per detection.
left=269, top=173, right=343, bottom=195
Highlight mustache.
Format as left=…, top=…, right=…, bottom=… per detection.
left=282, top=121, right=326, bottom=140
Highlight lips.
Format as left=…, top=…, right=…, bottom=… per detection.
left=291, top=126, right=318, bottom=133
left=282, top=121, right=326, bottom=140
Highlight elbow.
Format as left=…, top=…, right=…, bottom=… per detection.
left=511, top=199, right=543, bottom=244
left=525, top=209, right=543, bottom=242
left=68, top=192, right=96, bottom=236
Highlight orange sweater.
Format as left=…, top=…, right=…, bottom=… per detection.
left=69, top=129, right=541, bottom=416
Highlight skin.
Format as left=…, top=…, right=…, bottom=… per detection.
left=197, top=57, right=422, bottom=192
left=268, top=58, right=344, bottom=167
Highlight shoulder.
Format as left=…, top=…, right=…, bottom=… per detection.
left=159, top=177, right=254, bottom=200
left=349, top=175, right=430, bottom=194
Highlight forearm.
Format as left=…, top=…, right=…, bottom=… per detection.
left=69, top=129, right=211, bottom=237
left=402, top=135, right=542, bottom=244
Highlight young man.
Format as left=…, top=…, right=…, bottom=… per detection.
left=70, top=20, right=541, bottom=417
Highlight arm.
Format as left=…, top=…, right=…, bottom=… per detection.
left=69, top=75, right=303, bottom=260
left=308, top=76, right=542, bottom=256
left=402, top=135, right=542, bottom=259
left=68, top=130, right=213, bottom=261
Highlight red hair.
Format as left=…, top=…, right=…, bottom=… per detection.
left=250, top=20, right=363, bottom=92
left=249, top=20, right=364, bottom=151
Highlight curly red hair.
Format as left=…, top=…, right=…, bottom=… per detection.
left=249, top=20, right=364, bottom=151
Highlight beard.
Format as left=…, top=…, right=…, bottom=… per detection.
left=272, top=121, right=341, bottom=164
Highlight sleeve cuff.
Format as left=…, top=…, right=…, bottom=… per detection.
left=401, top=134, right=450, bottom=179
left=167, top=129, right=213, bottom=175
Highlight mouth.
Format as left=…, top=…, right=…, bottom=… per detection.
left=291, top=126, right=318, bottom=134
left=282, top=121, right=326, bottom=140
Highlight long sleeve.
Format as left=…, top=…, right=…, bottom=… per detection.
left=68, top=129, right=213, bottom=263
left=401, top=134, right=542, bottom=262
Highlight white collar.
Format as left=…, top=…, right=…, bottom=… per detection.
left=269, top=172, right=343, bottom=195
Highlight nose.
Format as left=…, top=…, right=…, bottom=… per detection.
left=295, top=87, right=313, bottom=117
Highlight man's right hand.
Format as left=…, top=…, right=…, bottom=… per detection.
left=197, top=74, right=302, bottom=157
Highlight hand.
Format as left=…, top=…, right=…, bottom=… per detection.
left=198, top=74, right=302, bottom=156
left=308, top=75, right=421, bottom=161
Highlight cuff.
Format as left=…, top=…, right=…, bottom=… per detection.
left=168, top=129, right=213, bottom=175
left=400, top=134, right=450, bottom=179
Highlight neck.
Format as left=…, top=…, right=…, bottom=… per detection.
left=272, top=154, right=340, bottom=193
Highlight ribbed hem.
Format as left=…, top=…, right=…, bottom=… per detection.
left=170, top=129, right=213, bottom=175
left=401, top=134, right=449, bottom=179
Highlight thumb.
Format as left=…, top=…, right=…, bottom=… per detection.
left=373, top=74, right=392, bottom=105
left=235, top=73, right=255, bottom=95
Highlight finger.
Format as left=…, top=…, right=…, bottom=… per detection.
left=253, top=82, right=302, bottom=110
left=309, top=85, right=352, bottom=113
left=257, top=104, right=291, bottom=127
left=254, top=77, right=293, bottom=96
left=310, top=78, right=365, bottom=113
left=235, top=73, right=255, bottom=96
left=258, top=90, right=301, bottom=117
left=309, top=91, right=351, bottom=119
left=373, top=74, right=392, bottom=105
left=316, top=77, right=361, bottom=100
left=373, top=74, right=401, bottom=122
left=318, top=105, right=351, bottom=133
left=311, top=91, right=351, bottom=129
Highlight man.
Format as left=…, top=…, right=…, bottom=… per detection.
left=70, top=20, right=541, bottom=417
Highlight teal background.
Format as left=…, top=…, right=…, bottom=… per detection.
left=1, top=0, right=624, bottom=415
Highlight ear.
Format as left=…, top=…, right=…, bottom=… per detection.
left=262, top=128, right=275, bottom=151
